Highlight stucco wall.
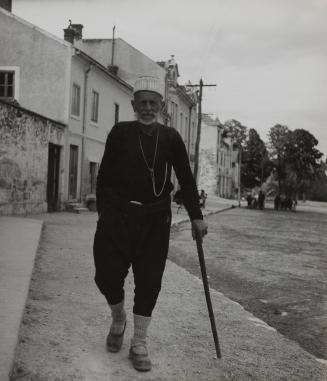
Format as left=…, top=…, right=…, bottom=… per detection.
left=0, top=101, right=65, bottom=215
left=65, top=55, right=134, bottom=202
left=198, top=148, right=218, bottom=196
left=0, top=8, right=71, bottom=123
left=198, top=123, right=218, bottom=195
left=83, top=61, right=134, bottom=141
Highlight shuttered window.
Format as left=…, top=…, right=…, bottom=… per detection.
left=91, top=90, right=99, bottom=123
left=71, top=83, right=81, bottom=116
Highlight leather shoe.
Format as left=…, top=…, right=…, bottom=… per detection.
left=128, top=344, right=152, bottom=371
left=106, top=321, right=126, bottom=353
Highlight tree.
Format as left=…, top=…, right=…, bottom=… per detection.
left=284, top=129, right=323, bottom=196
left=222, top=119, right=247, bottom=148
left=268, top=124, right=291, bottom=194
left=241, top=129, right=271, bottom=188
left=307, top=159, right=327, bottom=201
left=268, top=125, right=323, bottom=197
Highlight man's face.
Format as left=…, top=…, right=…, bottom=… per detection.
left=132, top=91, right=163, bottom=125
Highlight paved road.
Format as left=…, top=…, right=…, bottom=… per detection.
left=169, top=203, right=327, bottom=360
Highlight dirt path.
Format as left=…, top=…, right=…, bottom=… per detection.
left=10, top=211, right=327, bottom=381
left=10, top=212, right=225, bottom=381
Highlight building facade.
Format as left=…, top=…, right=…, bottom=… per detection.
left=157, top=57, right=198, bottom=189
left=65, top=47, right=134, bottom=204
left=198, top=114, right=240, bottom=198
left=65, top=35, right=199, bottom=196
left=0, top=9, right=134, bottom=213
left=0, top=7, right=199, bottom=214
left=73, top=36, right=199, bottom=195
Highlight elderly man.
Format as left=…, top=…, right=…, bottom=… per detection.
left=93, top=76, right=207, bottom=371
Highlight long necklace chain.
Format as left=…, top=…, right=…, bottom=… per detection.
left=138, top=126, right=168, bottom=197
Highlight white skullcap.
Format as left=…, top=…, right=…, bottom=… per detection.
left=133, top=76, right=164, bottom=98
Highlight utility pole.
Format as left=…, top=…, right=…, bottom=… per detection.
left=187, top=79, right=216, bottom=184
left=238, top=146, right=242, bottom=207
left=111, top=25, right=116, bottom=67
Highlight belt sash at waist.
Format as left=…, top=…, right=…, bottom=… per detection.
left=101, top=189, right=171, bottom=217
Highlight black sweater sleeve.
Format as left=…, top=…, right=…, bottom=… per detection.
left=170, top=129, right=203, bottom=220
left=96, top=124, right=120, bottom=214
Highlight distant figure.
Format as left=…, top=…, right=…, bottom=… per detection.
left=199, top=189, right=207, bottom=209
left=285, top=196, right=293, bottom=211
left=280, top=195, right=286, bottom=210
left=258, top=190, right=265, bottom=210
left=292, top=199, right=297, bottom=212
left=274, top=194, right=280, bottom=210
left=246, top=193, right=253, bottom=208
left=280, top=195, right=292, bottom=211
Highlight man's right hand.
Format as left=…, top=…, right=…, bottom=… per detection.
left=191, top=219, right=208, bottom=241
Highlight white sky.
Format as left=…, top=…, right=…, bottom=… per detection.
left=13, top=0, right=327, bottom=156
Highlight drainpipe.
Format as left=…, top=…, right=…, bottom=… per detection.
left=80, top=63, right=93, bottom=202
left=164, top=72, right=169, bottom=126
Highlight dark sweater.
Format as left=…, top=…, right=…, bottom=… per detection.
left=96, top=121, right=203, bottom=220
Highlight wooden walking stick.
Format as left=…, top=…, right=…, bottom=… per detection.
left=196, top=235, right=222, bottom=358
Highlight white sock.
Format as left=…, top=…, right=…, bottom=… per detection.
left=131, top=314, right=151, bottom=348
left=109, top=300, right=126, bottom=335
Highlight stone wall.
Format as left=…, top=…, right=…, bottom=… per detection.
left=0, top=100, right=65, bottom=215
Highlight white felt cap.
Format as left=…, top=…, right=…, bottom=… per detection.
left=133, top=76, right=164, bottom=98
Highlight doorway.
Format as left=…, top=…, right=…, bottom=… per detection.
left=47, top=143, right=61, bottom=212
left=68, top=144, right=79, bottom=200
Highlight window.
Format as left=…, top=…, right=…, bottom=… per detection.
left=71, top=83, right=81, bottom=117
left=89, top=162, right=98, bottom=194
left=0, top=71, right=14, bottom=98
left=91, top=90, right=99, bottom=123
left=114, top=103, right=119, bottom=124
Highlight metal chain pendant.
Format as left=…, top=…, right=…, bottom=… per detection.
left=138, top=126, right=168, bottom=197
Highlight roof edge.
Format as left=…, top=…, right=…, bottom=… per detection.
left=74, top=48, right=133, bottom=91
left=0, top=7, right=72, bottom=48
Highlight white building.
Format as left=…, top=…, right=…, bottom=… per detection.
left=0, top=5, right=199, bottom=213
left=198, top=114, right=240, bottom=198
left=0, top=9, right=134, bottom=212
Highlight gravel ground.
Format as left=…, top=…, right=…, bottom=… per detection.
left=9, top=211, right=327, bottom=381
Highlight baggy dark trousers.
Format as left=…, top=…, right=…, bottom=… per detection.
left=93, top=197, right=172, bottom=317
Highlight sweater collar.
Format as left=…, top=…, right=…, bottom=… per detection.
left=136, top=121, right=158, bottom=137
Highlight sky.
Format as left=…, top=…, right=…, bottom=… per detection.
left=13, top=0, right=327, bottom=156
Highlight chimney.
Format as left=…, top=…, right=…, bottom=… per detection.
left=108, top=65, right=119, bottom=76
left=63, top=21, right=83, bottom=44
left=0, top=0, right=12, bottom=11
left=64, top=27, right=75, bottom=44
left=71, top=24, right=83, bottom=40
